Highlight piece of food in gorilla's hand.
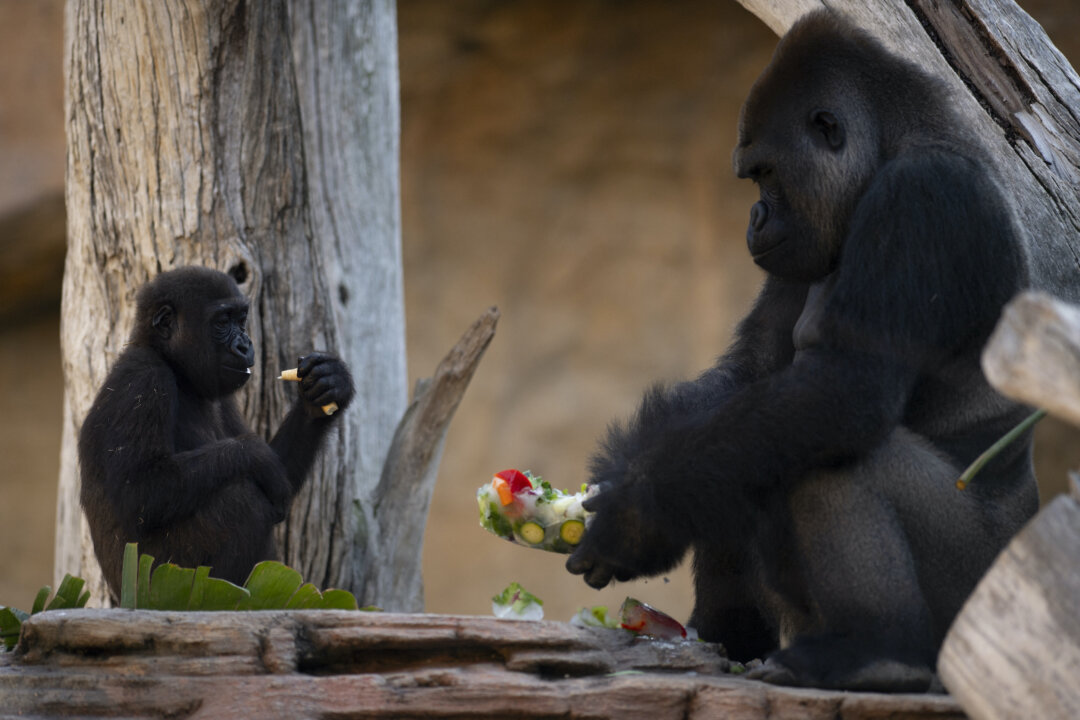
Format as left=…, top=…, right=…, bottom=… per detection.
left=279, top=367, right=339, bottom=415
left=477, top=469, right=594, bottom=553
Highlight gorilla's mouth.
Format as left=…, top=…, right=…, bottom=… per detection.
left=750, top=235, right=787, bottom=260
left=746, top=200, right=787, bottom=260
left=222, top=365, right=253, bottom=380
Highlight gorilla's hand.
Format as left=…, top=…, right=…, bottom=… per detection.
left=297, top=352, right=356, bottom=419
left=237, top=433, right=292, bottom=522
left=566, top=469, right=691, bottom=589
left=565, top=484, right=643, bottom=588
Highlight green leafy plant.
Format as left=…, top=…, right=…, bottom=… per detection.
left=1, top=543, right=368, bottom=651
left=118, top=542, right=361, bottom=611
left=1, top=574, right=90, bottom=650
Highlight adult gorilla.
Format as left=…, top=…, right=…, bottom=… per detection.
left=79, top=266, right=355, bottom=597
left=566, top=11, right=1038, bottom=692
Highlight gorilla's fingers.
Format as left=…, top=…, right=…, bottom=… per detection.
left=581, top=485, right=614, bottom=513
left=585, top=564, right=615, bottom=589
left=566, top=544, right=616, bottom=589
left=565, top=549, right=592, bottom=576
left=297, top=352, right=332, bottom=377
left=746, top=658, right=799, bottom=687
left=308, top=389, right=342, bottom=408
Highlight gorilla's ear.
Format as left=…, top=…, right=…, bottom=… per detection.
left=151, top=304, right=175, bottom=340
left=810, top=109, right=845, bottom=151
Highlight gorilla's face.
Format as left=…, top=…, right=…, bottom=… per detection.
left=200, top=295, right=255, bottom=395
left=145, top=271, right=256, bottom=399
left=733, top=67, right=879, bottom=283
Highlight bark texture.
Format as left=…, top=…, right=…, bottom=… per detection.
left=981, top=292, right=1080, bottom=428
left=939, top=486, right=1080, bottom=720
left=58, top=0, right=408, bottom=607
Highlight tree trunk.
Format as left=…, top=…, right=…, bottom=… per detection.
left=58, top=0, right=407, bottom=607
left=734, top=0, right=1080, bottom=302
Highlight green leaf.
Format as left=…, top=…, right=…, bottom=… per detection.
left=187, top=565, right=212, bottom=609
left=137, top=553, right=154, bottom=609
left=192, top=578, right=249, bottom=611
left=237, top=562, right=303, bottom=610
left=284, top=583, right=324, bottom=610
left=31, top=586, right=50, bottom=615
left=120, top=543, right=139, bottom=609
left=0, top=607, right=28, bottom=651
left=314, top=589, right=359, bottom=610
left=187, top=566, right=248, bottom=611
left=46, top=575, right=86, bottom=611
left=76, top=591, right=90, bottom=608
left=147, top=564, right=196, bottom=611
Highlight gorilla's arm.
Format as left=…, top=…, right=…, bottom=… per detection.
left=669, top=276, right=808, bottom=410
left=83, top=356, right=286, bottom=535
left=569, top=151, right=1024, bottom=587
left=267, top=352, right=355, bottom=494
left=589, top=276, right=807, bottom=492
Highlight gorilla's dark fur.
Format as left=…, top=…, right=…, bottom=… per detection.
left=567, top=11, right=1037, bottom=692
left=79, top=267, right=355, bottom=597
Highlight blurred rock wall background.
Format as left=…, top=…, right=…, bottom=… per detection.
left=2, top=0, right=1077, bottom=624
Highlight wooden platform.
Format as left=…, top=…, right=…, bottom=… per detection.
left=0, top=610, right=964, bottom=719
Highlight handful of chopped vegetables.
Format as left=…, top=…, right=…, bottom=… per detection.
left=477, top=469, right=594, bottom=554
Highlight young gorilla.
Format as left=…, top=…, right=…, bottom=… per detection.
left=79, top=266, right=355, bottom=598
left=567, top=11, right=1038, bottom=692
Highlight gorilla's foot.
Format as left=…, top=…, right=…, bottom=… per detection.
left=746, top=641, right=935, bottom=693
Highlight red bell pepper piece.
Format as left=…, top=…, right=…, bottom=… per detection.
left=495, top=469, right=533, bottom=495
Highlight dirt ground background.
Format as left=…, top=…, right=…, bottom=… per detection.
left=2, top=1, right=1078, bottom=625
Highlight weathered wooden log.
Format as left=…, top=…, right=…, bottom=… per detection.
left=938, top=292, right=1080, bottom=719
left=938, top=480, right=1080, bottom=720
left=0, top=609, right=966, bottom=719
left=982, top=291, right=1080, bottom=428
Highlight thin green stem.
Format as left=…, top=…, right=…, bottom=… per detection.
left=956, top=409, right=1047, bottom=490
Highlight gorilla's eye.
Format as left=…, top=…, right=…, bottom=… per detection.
left=810, top=109, right=845, bottom=151
left=212, top=318, right=231, bottom=341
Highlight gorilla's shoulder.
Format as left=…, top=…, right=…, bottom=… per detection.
left=95, top=346, right=178, bottom=407
left=869, top=145, right=998, bottom=206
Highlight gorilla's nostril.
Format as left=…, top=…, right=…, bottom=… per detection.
left=750, top=201, right=769, bottom=232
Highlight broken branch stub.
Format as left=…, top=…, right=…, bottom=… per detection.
left=982, top=291, right=1080, bottom=429
left=367, top=307, right=500, bottom=611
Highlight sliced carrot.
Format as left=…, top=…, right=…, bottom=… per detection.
left=492, top=476, right=513, bottom=505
